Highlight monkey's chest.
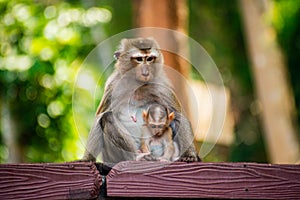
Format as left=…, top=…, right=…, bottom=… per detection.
left=149, top=140, right=164, bottom=157
left=118, top=105, right=146, bottom=148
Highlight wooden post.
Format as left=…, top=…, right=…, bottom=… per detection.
left=0, top=162, right=102, bottom=200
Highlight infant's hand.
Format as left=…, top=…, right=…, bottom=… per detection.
left=136, top=152, right=151, bottom=161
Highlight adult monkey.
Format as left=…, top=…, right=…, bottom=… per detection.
left=82, top=38, right=200, bottom=164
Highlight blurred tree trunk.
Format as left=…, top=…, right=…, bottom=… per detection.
left=240, top=0, right=299, bottom=163
left=133, top=0, right=191, bottom=117
left=1, top=97, right=22, bottom=163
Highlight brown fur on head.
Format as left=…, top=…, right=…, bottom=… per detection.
left=142, top=104, right=174, bottom=137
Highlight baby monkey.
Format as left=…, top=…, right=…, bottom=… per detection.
left=137, top=103, right=179, bottom=161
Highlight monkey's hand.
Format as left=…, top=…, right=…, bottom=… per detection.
left=136, top=152, right=151, bottom=161
left=140, top=154, right=159, bottom=161
left=178, top=149, right=201, bottom=162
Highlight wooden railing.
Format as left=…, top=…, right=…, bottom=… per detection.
left=0, top=161, right=299, bottom=199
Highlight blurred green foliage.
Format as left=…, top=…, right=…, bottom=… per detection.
left=0, top=0, right=132, bottom=162
left=0, top=0, right=299, bottom=163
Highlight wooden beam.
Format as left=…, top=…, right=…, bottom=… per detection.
left=0, top=162, right=102, bottom=200
left=107, top=161, right=300, bottom=199
left=1, top=161, right=299, bottom=199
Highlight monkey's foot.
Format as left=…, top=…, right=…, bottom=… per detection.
left=141, top=154, right=159, bottom=161
left=178, top=151, right=201, bottom=162
left=78, top=153, right=97, bottom=162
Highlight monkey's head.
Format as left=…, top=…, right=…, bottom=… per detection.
left=142, top=104, right=174, bottom=137
left=114, top=38, right=163, bottom=83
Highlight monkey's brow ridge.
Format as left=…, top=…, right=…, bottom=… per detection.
left=139, top=47, right=151, bottom=50
left=131, top=51, right=159, bottom=58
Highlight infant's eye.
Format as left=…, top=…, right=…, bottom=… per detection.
left=158, top=125, right=164, bottom=129
left=151, top=125, right=156, bottom=129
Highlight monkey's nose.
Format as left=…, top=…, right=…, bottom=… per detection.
left=142, top=71, right=149, bottom=76
left=141, top=67, right=149, bottom=76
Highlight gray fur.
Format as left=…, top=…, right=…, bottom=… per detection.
left=82, top=38, right=200, bottom=165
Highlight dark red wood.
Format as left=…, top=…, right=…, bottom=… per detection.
left=107, top=161, right=300, bottom=199
left=0, top=162, right=101, bottom=200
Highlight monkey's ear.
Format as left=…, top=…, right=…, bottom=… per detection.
left=113, top=51, right=121, bottom=60
left=169, top=112, right=175, bottom=121
left=142, top=110, right=148, bottom=121
left=120, top=38, right=129, bottom=44
left=114, top=39, right=129, bottom=60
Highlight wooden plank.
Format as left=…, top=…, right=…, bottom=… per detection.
left=0, top=162, right=102, bottom=200
left=107, top=161, right=300, bottom=199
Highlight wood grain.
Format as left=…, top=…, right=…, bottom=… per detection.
left=107, top=161, right=300, bottom=199
left=0, top=162, right=101, bottom=200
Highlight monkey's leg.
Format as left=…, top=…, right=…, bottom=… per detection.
left=160, top=130, right=175, bottom=161
left=82, top=115, right=104, bottom=162
left=139, top=141, right=158, bottom=161
left=101, top=112, right=138, bottom=164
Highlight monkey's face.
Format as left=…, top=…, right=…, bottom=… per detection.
left=131, top=50, right=158, bottom=82
left=148, top=123, right=166, bottom=137
left=143, top=104, right=172, bottom=137
left=115, top=38, right=163, bottom=83
left=147, top=114, right=168, bottom=137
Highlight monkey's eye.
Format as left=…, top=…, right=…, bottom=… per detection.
left=151, top=125, right=157, bottom=129
left=146, top=56, right=155, bottom=63
left=132, top=57, right=144, bottom=63
left=150, top=124, right=164, bottom=129
left=158, top=125, right=164, bottom=129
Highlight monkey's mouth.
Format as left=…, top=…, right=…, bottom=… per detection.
left=153, top=131, right=163, bottom=137
left=139, top=75, right=150, bottom=82
left=136, top=71, right=152, bottom=82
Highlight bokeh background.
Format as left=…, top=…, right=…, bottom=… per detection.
left=0, top=0, right=299, bottom=164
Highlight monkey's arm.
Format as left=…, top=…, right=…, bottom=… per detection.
left=96, top=72, right=119, bottom=115
left=140, top=139, right=150, bottom=154
left=140, top=127, right=151, bottom=154
left=96, top=87, right=112, bottom=115
left=136, top=139, right=151, bottom=161
left=160, top=90, right=200, bottom=162
left=136, top=128, right=151, bottom=161
left=83, top=73, right=119, bottom=161
left=174, top=113, right=201, bottom=162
